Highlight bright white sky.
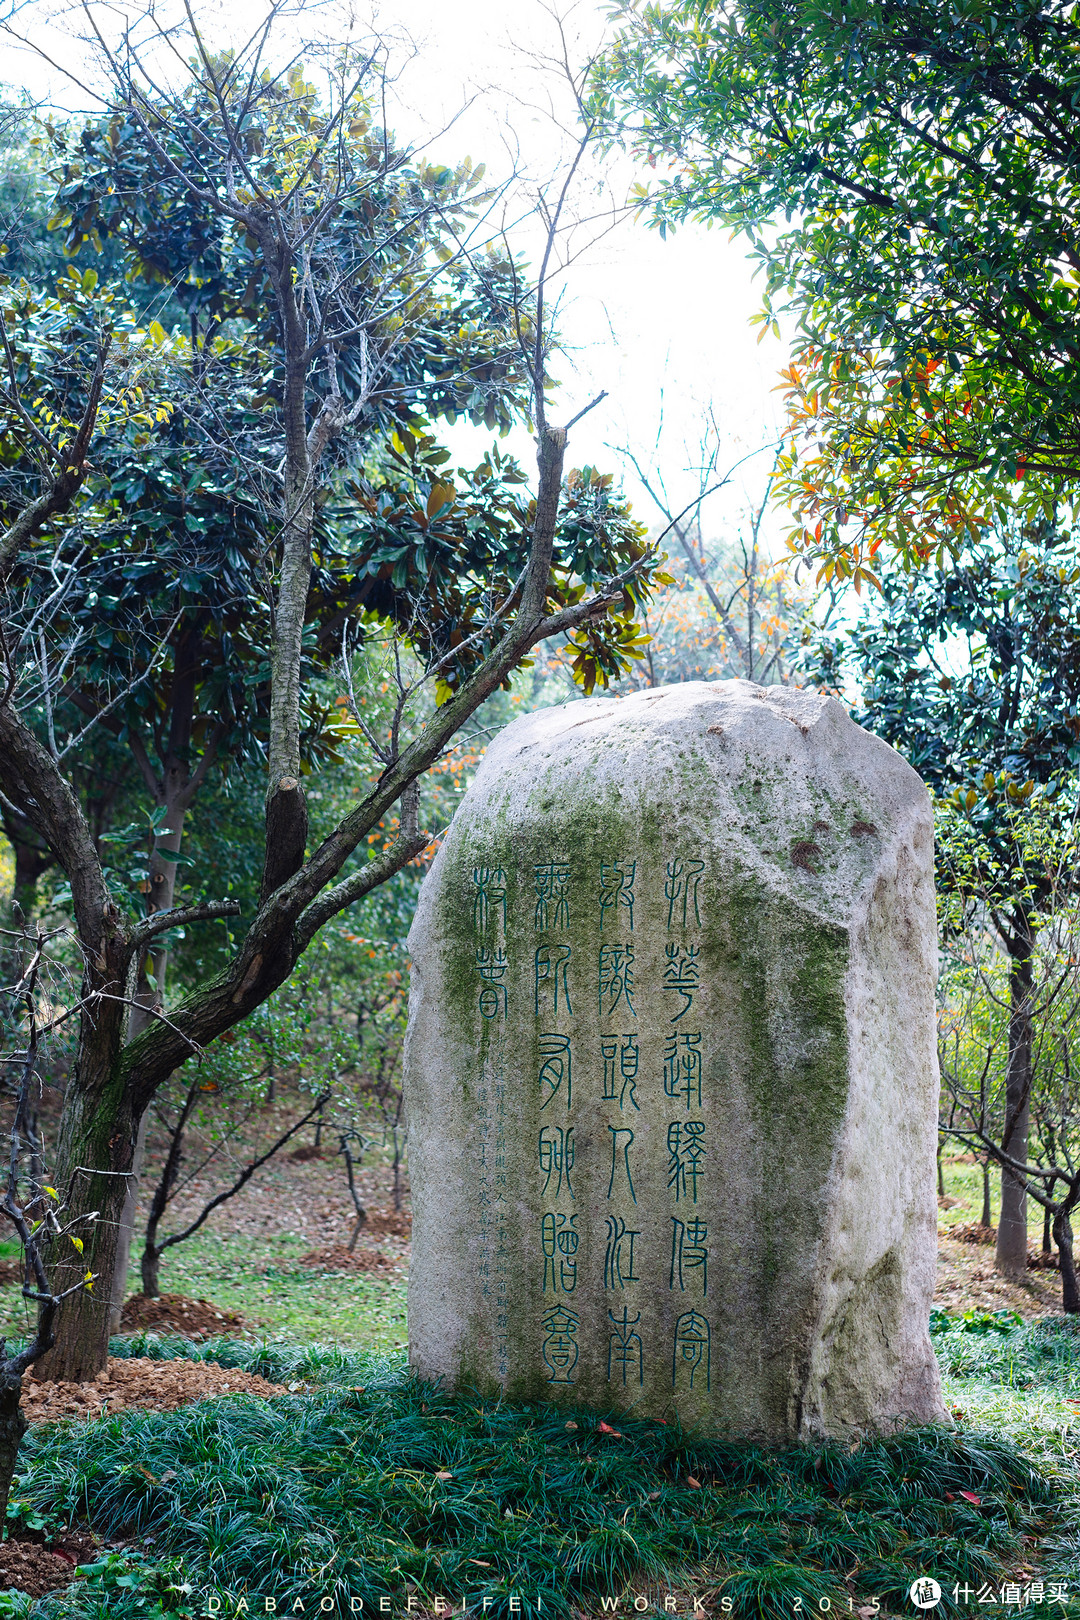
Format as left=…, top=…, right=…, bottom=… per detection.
left=382, top=0, right=790, bottom=541
left=5, top=0, right=792, bottom=546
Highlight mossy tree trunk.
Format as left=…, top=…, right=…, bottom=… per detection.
left=108, top=629, right=216, bottom=1331
left=996, top=918, right=1035, bottom=1279
left=0, top=1371, right=28, bottom=1528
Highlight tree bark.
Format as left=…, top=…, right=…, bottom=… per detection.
left=982, top=1163, right=993, bottom=1230
left=108, top=634, right=206, bottom=1328
left=140, top=1245, right=161, bottom=1298
left=139, top=1082, right=197, bottom=1300
left=0, top=1372, right=27, bottom=1527
left=996, top=921, right=1034, bottom=1278
left=1055, top=1209, right=1080, bottom=1314
left=33, top=1065, right=136, bottom=1381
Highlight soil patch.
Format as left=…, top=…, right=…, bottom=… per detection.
left=298, top=1244, right=393, bottom=1274
left=935, top=1236, right=1062, bottom=1316
left=22, top=1355, right=287, bottom=1425
left=363, top=1209, right=411, bottom=1239
left=119, top=1292, right=251, bottom=1339
left=0, top=1537, right=84, bottom=1598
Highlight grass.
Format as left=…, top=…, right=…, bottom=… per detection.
left=1, top=1164, right=1078, bottom=1618
left=2, top=1331, right=1076, bottom=1620
left=0, top=1229, right=408, bottom=1352
left=938, top=1155, right=1000, bottom=1234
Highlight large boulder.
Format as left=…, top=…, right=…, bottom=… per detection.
left=404, top=680, right=945, bottom=1440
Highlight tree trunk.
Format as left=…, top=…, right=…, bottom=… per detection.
left=140, top=1245, right=161, bottom=1298
left=109, top=1109, right=149, bottom=1331
left=1055, top=1210, right=1080, bottom=1314
left=0, top=821, right=51, bottom=980
left=138, top=1082, right=196, bottom=1302
left=108, top=704, right=196, bottom=1330
left=10, top=834, right=48, bottom=923
left=34, top=1073, right=136, bottom=1381
left=0, top=1372, right=27, bottom=1527
left=996, top=925, right=1034, bottom=1278
left=982, top=1163, right=992, bottom=1230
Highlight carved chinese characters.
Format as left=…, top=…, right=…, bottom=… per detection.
left=406, top=680, right=946, bottom=1439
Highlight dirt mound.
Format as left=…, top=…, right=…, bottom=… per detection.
left=298, top=1244, right=393, bottom=1274
left=0, top=1537, right=86, bottom=1598
left=22, top=1355, right=287, bottom=1425
left=119, top=1292, right=250, bottom=1339
left=1028, top=1249, right=1060, bottom=1270
left=362, top=1209, right=411, bottom=1238
left=951, top=1222, right=997, bottom=1245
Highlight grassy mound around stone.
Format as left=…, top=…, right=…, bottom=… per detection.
left=5, top=1333, right=1076, bottom=1620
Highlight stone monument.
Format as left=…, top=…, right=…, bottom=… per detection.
left=404, top=680, right=945, bottom=1441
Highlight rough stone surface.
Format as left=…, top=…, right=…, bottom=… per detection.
left=405, top=680, right=945, bottom=1441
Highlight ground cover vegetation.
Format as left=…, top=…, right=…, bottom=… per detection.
left=0, top=1331, right=1072, bottom=1620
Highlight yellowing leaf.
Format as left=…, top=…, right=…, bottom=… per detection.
left=148, top=320, right=167, bottom=346
left=70, top=1236, right=83, bottom=1253
left=426, top=483, right=454, bottom=519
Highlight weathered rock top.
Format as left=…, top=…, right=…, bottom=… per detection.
left=419, top=678, right=929, bottom=928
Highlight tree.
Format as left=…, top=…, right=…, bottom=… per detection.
left=0, top=927, right=99, bottom=1517
left=612, top=428, right=808, bottom=688
left=939, top=842, right=1080, bottom=1311
left=0, top=7, right=662, bottom=1379
left=594, top=0, right=1080, bottom=575
left=799, top=521, right=1080, bottom=1273
left=135, top=977, right=384, bottom=1297
left=139, top=1082, right=328, bottom=1299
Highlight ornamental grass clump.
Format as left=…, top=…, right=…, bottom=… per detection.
left=8, top=1344, right=1070, bottom=1620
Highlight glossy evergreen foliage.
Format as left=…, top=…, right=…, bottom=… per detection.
left=0, top=64, right=660, bottom=871
left=798, top=524, right=1080, bottom=923
left=595, top=1, right=1080, bottom=569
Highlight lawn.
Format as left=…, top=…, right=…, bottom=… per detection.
left=0, top=1229, right=408, bottom=1354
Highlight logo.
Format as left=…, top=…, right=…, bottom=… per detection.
left=909, top=1577, right=942, bottom=1611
